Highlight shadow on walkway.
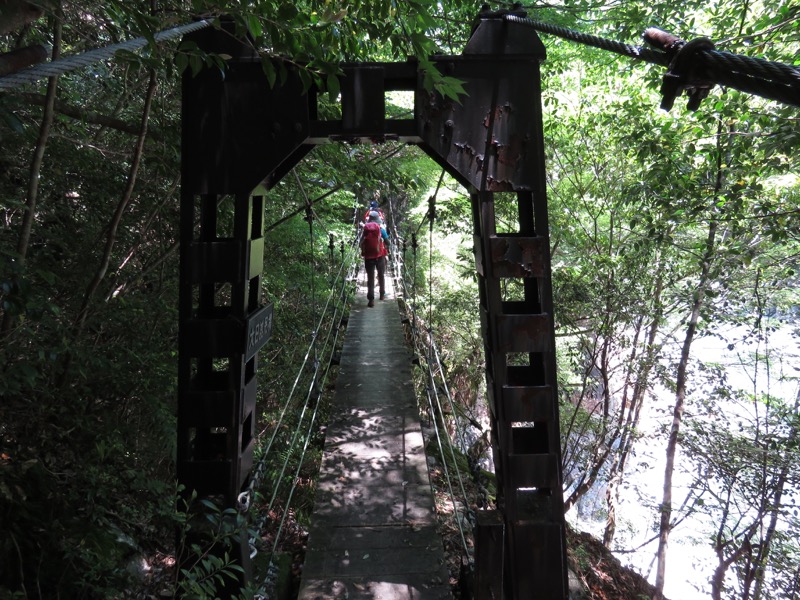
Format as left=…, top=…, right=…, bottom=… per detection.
left=297, top=269, right=452, bottom=599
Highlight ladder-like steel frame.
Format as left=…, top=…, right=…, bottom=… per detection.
left=178, top=7, right=568, bottom=598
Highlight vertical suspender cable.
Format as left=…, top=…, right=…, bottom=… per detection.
left=306, top=205, right=317, bottom=365
left=295, top=169, right=318, bottom=366
left=427, top=193, right=436, bottom=365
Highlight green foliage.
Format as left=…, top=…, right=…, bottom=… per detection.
left=681, top=390, right=800, bottom=597
left=0, top=0, right=799, bottom=597
left=174, top=494, right=250, bottom=599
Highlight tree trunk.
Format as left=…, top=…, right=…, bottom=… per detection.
left=604, top=252, right=666, bottom=546
left=654, top=219, right=717, bottom=599
left=73, top=69, right=158, bottom=333
left=654, top=122, right=727, bottom=598
left=15, top=91, right=164, bottom=139
left=55, top=69, right=157, bottom=388
left=751, top=388, right=800, bottom=600
left=563, top=331, right=615, bottom=512
left=0, top=8, right=60, bottom=336
left=0, top=44, right=48, bottom=76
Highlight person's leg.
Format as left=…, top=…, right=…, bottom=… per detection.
left=365, top=258, right=376, bottom=305
left=377, top=256, right=386, bottom=299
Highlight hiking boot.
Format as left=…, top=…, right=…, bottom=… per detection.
left=368, top=299, right=374, bottom=307
left=380, top=293, right=385, bottom=300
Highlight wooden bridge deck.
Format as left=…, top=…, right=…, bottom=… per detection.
left=297, top=271, right=452, bottom=599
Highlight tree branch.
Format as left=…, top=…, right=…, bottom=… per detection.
left=14, top=91, right=164, bottom=141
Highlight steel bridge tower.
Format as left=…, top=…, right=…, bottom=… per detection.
left=178, top=7, right=568, bottom=598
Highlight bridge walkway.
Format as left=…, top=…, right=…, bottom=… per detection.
left=297, top=270, right=452, bottom=599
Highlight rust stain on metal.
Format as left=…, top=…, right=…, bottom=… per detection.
left=454, top=141, right=485, bottom=172
left=484, top=103, right=512, bottom=129
left=490, top=237, right=545, bottom=277
left=486, top=177, right=513, bottom=192
left=496, top=133, right=525, bottom=166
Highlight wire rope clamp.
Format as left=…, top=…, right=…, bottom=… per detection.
left=645, top=27, right=716, bottom=111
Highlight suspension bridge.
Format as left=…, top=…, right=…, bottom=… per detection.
left=174, top=9, right=571, bottom=597
left=241, top=190, right=479, bottom=599
left=173, top=6, right=800, bottom=598
left=3, top=3, right=799, bottom=599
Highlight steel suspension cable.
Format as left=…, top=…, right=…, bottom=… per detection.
left=389, top=199, right=410, bottom=301
left=253, top=240, right=359, bottom=598
left=421, top=373, right=472, bottom=560
left=0, top=19, right=212, bottom=90
left=504, top=15, right=670, bottom=66
left=421, top=201, right=473, bottom=558
left=428, top=199, right=434, bottom=364
left=240, top=237, right=359, bottom=510
left=504, top=14, right=800, bottom=109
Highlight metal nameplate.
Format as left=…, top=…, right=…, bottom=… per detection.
left=245, top=303, right=273, bottom=360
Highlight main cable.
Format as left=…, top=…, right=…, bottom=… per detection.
left=0, top=19, right=212, bottom=90
left=504, top=14, right=800, bottom=108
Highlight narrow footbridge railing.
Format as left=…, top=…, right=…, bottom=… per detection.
left=244, top=205, right=363, bottom=596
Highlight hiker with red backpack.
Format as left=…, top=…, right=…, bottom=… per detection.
left=362, top=200, right=385, bottom=224
left=360, top=210, right=389, bottom=307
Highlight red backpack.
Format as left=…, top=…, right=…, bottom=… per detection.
left=361, top=222, right=384, bottom=259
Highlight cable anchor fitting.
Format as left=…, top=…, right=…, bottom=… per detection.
left=644, top=27, right=716, bottom=111
left=427, top=195, right=437, bottom=231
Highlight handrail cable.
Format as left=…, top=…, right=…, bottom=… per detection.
left=258, top=254, right=353, bottom=576
left=295, top=169, right=319, bottom=367
left=254, top=239, right=359, bottom=598
left=422, top=196, right=472, bottom=559
left=403, top=261, right=472, bottom=560
left=430, top=338, right=473, bottom=479
left=257, top=249, right=353, bottom=520
left=399, top=191, right=476, bottom=562
left=429, top=356, right=475, bottom=515
left=421, top=357, right=473, bottom=560
left=0, top=19, right=213, bottom=91
left=239, top=234, right=358, bottom=510
left=504, top=14, right=800, bottom=109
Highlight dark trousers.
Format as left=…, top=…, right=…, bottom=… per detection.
left=365, top=256, right=386, bottom=300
